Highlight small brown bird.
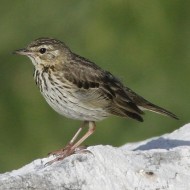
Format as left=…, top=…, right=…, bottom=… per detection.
left=14, top=37, right=178, bottom=163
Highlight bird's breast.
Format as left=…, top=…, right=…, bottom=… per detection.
left=33, top=69, right=109, bottom=121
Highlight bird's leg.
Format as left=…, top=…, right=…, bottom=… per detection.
left=69, top=121, right=89, bottom=145
left=48, top=121, right=88, bottom=156
left=46, top=121, right=96, bottom=165
left=71, top=121, right=96, bottom=150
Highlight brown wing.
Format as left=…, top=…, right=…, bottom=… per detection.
left=62, top=53, right=144, bottom=122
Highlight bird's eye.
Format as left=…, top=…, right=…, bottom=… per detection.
left=39, top=48, right=46, bottom=54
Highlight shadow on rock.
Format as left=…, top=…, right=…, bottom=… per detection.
left=134, top=137, right=190, bottom=151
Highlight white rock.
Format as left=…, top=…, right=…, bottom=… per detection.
left=1, top=123, right=190, bottom=190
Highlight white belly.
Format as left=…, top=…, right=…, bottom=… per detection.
left=38, top=72, right=109, bottom=121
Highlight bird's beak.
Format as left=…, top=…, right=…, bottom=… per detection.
left=13, top=48, right=31, bottom=56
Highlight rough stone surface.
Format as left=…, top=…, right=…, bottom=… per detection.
left=1, top=123, right=190, bottom=190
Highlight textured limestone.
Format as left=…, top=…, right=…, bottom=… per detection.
left=1, top=124, right=190, bottom=190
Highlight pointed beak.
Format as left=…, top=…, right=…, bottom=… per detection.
left=13, top=48, right=31, bottom=56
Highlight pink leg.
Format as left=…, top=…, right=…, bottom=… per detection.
left=48, top=121, right=88, bottom=156
left=69, top=121, right=89, bottom=145
left=71, top=121, right=96, bottom=150
left=46, top=121, right=96, bottom=165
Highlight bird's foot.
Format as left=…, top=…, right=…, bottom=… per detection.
left=48, top=144, right=73, bottom=156
left=48, top=144, right=88, bottom=156
left=46, top=145, right=91, bottom=165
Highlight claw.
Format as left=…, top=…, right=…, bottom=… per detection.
left=45, top=145, right=92, bottom=166
left=45, top=121, right=96, bottom=165
left=48, top=144, right=72, bottom=156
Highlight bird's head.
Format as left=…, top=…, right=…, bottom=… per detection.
left=14, top=37, right=71, bottom=67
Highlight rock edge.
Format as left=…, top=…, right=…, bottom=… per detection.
left=1, top=124, right=190, bottom=190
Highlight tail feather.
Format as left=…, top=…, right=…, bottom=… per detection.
left=139, top=102, right=178, bottom=120
left=124, top=87, right=178, bottom=120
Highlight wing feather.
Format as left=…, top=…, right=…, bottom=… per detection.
left=61, top=53, right=144, bottom=121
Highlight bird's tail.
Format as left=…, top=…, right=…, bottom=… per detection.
left=124, top=87, right=178, bottom=120
left=139, top=102, right=178, bottom=120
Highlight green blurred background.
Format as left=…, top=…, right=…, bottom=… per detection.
left=0, top=0, right=189, bottom=172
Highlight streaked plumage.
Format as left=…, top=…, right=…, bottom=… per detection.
left=14, top=37, right=178, bottom=163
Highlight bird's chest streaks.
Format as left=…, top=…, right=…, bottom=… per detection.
left=33, top=69, right=108, bottom=121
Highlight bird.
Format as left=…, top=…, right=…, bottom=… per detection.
left=14, top=37, right=178, bottom=163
